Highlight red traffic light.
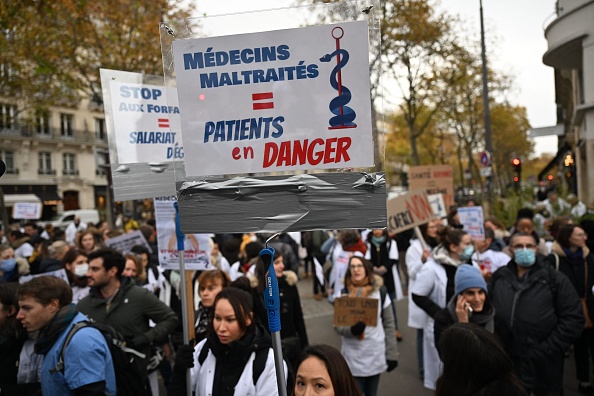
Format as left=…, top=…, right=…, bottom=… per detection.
left=511, top=158, right=521, bottom=166
left=513, top=176, right=519, bottom=182
left=548, top=174, right=554, bottom=181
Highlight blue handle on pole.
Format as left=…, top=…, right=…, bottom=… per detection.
left=173, top=202, right=184, bottom=251
left=260, top=247, right=281, bottom=332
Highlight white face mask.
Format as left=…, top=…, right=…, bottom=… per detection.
left=74, top=263, right=89, bottom=277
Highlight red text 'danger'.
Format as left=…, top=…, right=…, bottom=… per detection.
left=252, top=92, right=274, bottom=110
left=263, top=137, right=351, bottom=168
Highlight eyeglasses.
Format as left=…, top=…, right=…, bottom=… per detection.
left=574, top=233, right=588, bottom=238
left=512, top=244, right=536, bottom=249
left=349, top=264, right=364, bottom=269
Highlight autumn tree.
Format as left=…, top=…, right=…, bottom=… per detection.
left=0, top=0, right=194, bottom=120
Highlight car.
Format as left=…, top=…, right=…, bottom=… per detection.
left=38, top=209, right=100, bottom=230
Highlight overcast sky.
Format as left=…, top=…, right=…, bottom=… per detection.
left=193, top=0, right=559, bottom=156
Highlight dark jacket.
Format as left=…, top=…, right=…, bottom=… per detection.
left=77, top=277, right=178, bottom=368
left=546, top=243, right=594, bottom=320
left=38, top=258, right=62, bottom=274
left=366, top=231, right=398, bottom=294
left=488, top=257, right=583, bottom=392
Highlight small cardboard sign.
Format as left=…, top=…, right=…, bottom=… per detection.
left=333, top=297, right=378, bottom=327
left=386, top=190, right=434, bottom=233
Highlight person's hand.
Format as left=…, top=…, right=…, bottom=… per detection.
left=387, top=360, right=398, bottom=372
left=455, top=295, right=470, bottom=323
left=421, top=249, right=431, bottom=263
left=174, top=344, right=195, bottom=373
left=350, top=321, right=366, bottom=336
left=129, top=334, right=150, bottom=348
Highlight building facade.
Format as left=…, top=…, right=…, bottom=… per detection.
left=0, top=95, right=109, bottom=221
left=542, top=0, right=594, bottom=205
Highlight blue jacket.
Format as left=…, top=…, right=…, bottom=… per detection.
left=41, top=312, right=116, bottom=395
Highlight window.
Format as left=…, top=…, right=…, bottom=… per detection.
left=95, top=118, right=106, bottom=141
left=60, top=113, right=74, bottom=137
left=0, top=103, right=17, bottom=129
left=36, top=109, right=51, bottom=135
left=0, top=150, right=16, bottom=173
left=38, top=152, right=53, bottom=174
left=63, top=153, right=77, bottom=175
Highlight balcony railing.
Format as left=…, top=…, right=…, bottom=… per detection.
left=1, top=125, right=97, bottom=143
left=62, top=169, right=79, bottom=176
left=38, top=168, right=56, bottom=175
left=5, top=168, right=18, bottom=174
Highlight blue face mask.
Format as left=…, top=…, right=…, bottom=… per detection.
left=1, top=259, right=17, bottom=272
left=514, top=248, right=536, bottom=267
left=460, top=245, right=474, bottom=261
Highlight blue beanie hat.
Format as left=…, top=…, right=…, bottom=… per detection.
left=455, top=264, right=487, bottom=296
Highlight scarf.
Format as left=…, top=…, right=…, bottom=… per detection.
left=347, top=277, right=373, bottom=298
left=194, top=304, right=211, bottom=343
left=371, top=235, right=387, bottom=248
left=34, top=303, right=78, bottom=355
left=343, top=239, right=368, bottom=255
left=563, top=247, right=584, bottom=262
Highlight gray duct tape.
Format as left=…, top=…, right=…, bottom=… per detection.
left=177, top=172, right=387, bottom=233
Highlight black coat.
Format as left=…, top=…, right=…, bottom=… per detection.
left=488, top=258, right=583, bottom=392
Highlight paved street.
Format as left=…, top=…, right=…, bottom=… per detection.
left=296, top=272, right=584, bottom=396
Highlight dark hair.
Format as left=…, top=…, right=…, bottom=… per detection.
left=130, top=244, right=150, bottom=258
left=557, top=224, right=581, bottom=249
left=63, top=248, right=88, bottom=267
left=198, top=269, right=231, bottom=291
left=337, top=229, right=361, bottom=248
left=436, top=323, right=528, bottom=396
left=255, top=250, right=282, bottom=294
left=447, top=209, right=460, bottom=227
left=88, top=248, right=126, bottom=279
left=549, top=216, right=572, bottom=239
left=209, top=287, right=254, bottom=335
left=17, top=276, right=73, bottom=308
left=483, top=227, right=495, bottom=241
left=509, top=232, right=537, bottom=247
left=244, top=241, right=264, bottom=262
left=438, top=227, right=468, bottom=253
left=516, top=208, right=534, bottom=221
left=229, top=276, right=252, bottom=293
left=344, top=256, right=374, bottom=289
left=139, top=225, right=154, bottom=242
left=0, top=282, right=20, bottom=336
left=292, top=344, right=362, bottom=396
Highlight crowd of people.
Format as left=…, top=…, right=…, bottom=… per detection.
left=0, top=191, right=594, bottom=395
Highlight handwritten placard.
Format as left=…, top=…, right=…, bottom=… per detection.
left=333, top=297, right=378, bottom=327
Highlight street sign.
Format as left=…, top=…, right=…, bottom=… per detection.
left=480, top=167, right=492, bottom=177
left=480, top=151, right=490, bottom=167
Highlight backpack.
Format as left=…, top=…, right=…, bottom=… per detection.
left=51, top=321, right=148, bottom=396
left=198, top=342, right=269, bottom=386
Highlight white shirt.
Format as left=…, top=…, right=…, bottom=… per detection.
left=471, top=249, right=511, bottom=273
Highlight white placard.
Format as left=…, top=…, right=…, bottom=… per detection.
left=108, top=82, right=183, bottom=164
left=428, top=193, right=447, bottom=218
left=313, top=256, right=325, bottom=286
left=154, top=196, right=211, bottom=270
left=12, top=202, right=42, bottom=219
left=458, top=206, right=485, bottom=241
left=20, top=269, right=68, bottom=284
left=172, top=20, right=373, bottom=176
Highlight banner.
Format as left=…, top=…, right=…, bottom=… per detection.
left=386, top=190, right=434, bottom=234
left=409, top=165, right=454, bottom=211
left=12, top=202, right=42, bottom=220
left=173, top=20, right=373, bottom=176
left=154, top=196, right=211, bottom=270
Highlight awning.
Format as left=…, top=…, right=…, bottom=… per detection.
left=36, top=191, right=62, bottom=204
left=3, top=194, right=42, bottom=205
left=538, top=142, right=571, bottom=180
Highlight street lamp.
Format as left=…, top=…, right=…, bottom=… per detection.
left=479, top=0, right=493, bottom=211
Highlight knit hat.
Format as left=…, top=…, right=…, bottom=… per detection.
left=454, top=264, right=487, bottom=296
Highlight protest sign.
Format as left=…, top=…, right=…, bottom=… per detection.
left=409, top=165, right=455, bottom=210
left=333, top=297, right=378, bottom=326
left=458, top=206, right=485, bottom=241
left=313, top=256, right=325, bottom=286
left=104, top=230, right=152, bottom=253
left=12, top=202, right=42, bottom=220
left=154, top=196, right=211, bottom=270
left=428, top=193, right=447, bottom=218
left=172, top=20, right=373, bottom=176
left=386, top=190, right=434, bottom=234
left=20, top=269, right=68, bottom=284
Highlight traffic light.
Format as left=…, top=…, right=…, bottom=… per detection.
left=511, top=158, right=521, bottom=190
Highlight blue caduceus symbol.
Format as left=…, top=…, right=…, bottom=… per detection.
left=319, top=27, right=357, bottom=130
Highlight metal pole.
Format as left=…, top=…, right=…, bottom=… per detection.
left=480, top=0, right=493, bottom=213
left=174, top=202, right=192, bottom=396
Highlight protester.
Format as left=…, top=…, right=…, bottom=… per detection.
left=405, top=219, right=440, bottom=380
left=489, top=232, right=583, bottom=395
left=472, top=228, right=511, bottom=279
left=7, top=230, right=34, bottom=261
left=62, top=248, right=90, bottom=303
left=65, top=216, right=87, bottom=246
left=38, top=240, right=68, bottom=273
left=435, top=323, right=528, bottom=396
left=484, top=216, right=510, bottom=252
left=433, top=264, right=494, bottom=355
left=77, top=230, right=98, bottom=255
left=169, top=287, right=286, bottom=395
left=547, top=224, right=594, bottom=395
left=411, top=227, right=472, bottom=390
left=0, top=282, right=42, bottom=395
left=123, top=252, right=146, bottom=284
left=334, top=256, right=398, bottom=396
left=77, top=248, right=179, bottom=395
left=0, top=244, right=29, bottom=283
left=194, top=269, right=231, bottom=343
left=17, top=276, right=116, bottom=394
left=328, top=229, right=367, bottom=302
left=293, top=344, right=362, bottom=396
left=365, top=228, right=403, bottom=341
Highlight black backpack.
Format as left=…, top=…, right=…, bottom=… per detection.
left=198, top=342, right=269, bottom=386
left=51, top=321, right=149, bottom=396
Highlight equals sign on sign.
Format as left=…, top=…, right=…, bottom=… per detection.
left=158, top=118, right=170, bottom=128
left=252, top=92, right=274, bottom=110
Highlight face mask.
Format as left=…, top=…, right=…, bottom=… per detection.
left=74, top=263, right=89, bottom=277
left=514, top=248, right=536, bottom=267
left=460, top=245, right=474, bottom=261
left=1, top=259, right=17, bottom=272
